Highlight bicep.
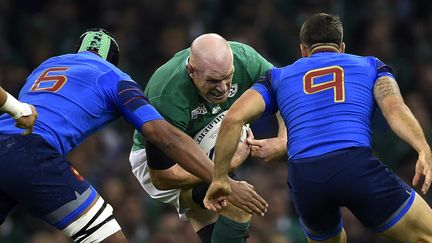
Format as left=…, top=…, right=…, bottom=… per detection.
left=146, top=140, right=176, bottom=170
left=227, top=89, right=266, bottom=125
left=115, top=80, right=164, bottom=130
left=374, top=76, right=405, bottom=116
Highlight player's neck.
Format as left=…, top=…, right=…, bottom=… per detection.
left=309, top=44, right=340, bottom=55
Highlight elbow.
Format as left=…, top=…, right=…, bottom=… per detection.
left=382, top=103, right=410, bottom=119
left=224, top=110, right=245, bottom=127
left=150, top=172, right=171, bottom=190
left=153, top=180, right=170, bottom=190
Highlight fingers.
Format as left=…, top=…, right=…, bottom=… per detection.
left=233, top=181, right=268, bottom=216
left=236, top=193, right=268, bottom=216
left=422, top=167, right=431, bottom=194
left=21, top=127, right=33, bottom=136
left=204, top=197, right=227, bottom=212
left=247, top=129, right=254, bottom=139
left=15, top=120, right=33, bottom=135
left=412, top=172, right=421, bottom=187
left=246, top=138, right=264, bottom=146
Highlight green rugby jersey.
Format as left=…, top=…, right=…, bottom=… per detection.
left=132, top=41, right=273, bottom=151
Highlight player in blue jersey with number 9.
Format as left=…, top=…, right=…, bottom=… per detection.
left=0, top=28, right=265, bottom=243
left=205, top=13, right=432, bottom=242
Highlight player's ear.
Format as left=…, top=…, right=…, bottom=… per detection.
left=187, top=63, right=194, bottom=78
left=340, top=42, right=346, bottom=53
left=300, top=44, right=308, bottom=57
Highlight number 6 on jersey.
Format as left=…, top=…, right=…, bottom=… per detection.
left=30, top=67, right=69, bottom=92
left=303, top=66, right=345, bottom=102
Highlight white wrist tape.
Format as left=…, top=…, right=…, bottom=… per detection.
left=0, top=93, right=32, bottom=119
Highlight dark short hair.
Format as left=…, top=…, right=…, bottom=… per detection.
left=299, top=13, right=343, bottom=48
left=74, top=28, right=120, bottom=66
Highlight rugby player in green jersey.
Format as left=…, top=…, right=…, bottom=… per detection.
left=129, top=33, right=286, bottom=243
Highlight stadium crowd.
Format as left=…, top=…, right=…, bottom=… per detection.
left=0, top=0, right=431, bottom=242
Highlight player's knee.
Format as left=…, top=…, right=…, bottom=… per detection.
left=62, top=196, right=122, bottom=243
left=219, top=203, right=251, bottom=223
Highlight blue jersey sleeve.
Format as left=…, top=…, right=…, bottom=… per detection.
left=251, top=69, right=278, bottom=116
left=373, top=57, right=395, bottom=80
left=115, top=80, right=164, bottom=130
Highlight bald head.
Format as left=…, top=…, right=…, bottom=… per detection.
left=187, top=34, right=235, bottom=104
left=189, top=33, right=233, bottom=73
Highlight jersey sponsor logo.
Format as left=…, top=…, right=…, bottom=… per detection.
left=194, top=110, right=249, bottom=160
left=212, top=105, right=221, bottom=114
left=228, top=83, right=238, bottom=97
left=194, top=111, right=226, bottom=145
left=191, top=103, right=207, bottom=119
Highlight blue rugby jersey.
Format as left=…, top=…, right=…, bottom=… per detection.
left=252, top=51, right=395, bottom=159
left=0, top=51, right=163, bottom=155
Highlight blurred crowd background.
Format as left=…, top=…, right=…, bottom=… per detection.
left=0, top=0, right=431, bottom=242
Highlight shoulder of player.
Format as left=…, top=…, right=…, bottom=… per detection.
left=146, top=61, right=196, bottom=102
left=145, top=79, right=198, bottom=118
left=339, top=54, right=387, bottom=72
left=228, top=41, right=258, bottom=56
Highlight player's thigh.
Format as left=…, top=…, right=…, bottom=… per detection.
left=288, top=151, right=347, bottom=241
left=180, top=188, right=217, bottom=232
left=0, top=135, right=123, bottom=242
left=99, top=230, right=127, bottom=243
left=377, top=192, right=432, bottom=242
left=0, top=190, right=17, bottom=225
left=0, top=134, right=46, bottom=223
left=308, top=229, right=346, bottom=243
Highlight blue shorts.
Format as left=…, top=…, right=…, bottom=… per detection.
left=0, top=134, right=96, bottom=229
left=288, top=147, right=414, bottom=241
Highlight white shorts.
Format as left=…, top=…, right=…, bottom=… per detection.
left=129, top=148, right=188, bottom=220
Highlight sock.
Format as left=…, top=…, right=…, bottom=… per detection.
left=197, top=223, right=215, bottom=243
left=211, top=215, right=251, bottom=243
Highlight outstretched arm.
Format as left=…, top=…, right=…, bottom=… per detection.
left=374, top=76, right=432, bottom=194
left=142, top=119, right=268, bottom=215
left=204, top=89, right=267, bottom=211
left=141, top=119, right=214, bottom=183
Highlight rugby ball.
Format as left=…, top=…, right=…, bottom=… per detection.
left=193, top=111, right=250, bottom=160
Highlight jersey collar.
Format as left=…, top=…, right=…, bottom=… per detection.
left=310, top=45, right=340, bottom=55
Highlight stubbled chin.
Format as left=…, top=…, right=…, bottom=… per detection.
left=210, top=96, right=227, bottom=104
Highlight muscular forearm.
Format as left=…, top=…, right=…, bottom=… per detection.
left=375, top=76, right=430, bottom=153
left=142, top=120, right=214, bottom=183
left=385, top=103, right=430, bottom=152
left=160, top=131, right=214, bottom=183
left=214, top=116, right=244, bottom=180
left=276, top=112, right=287, bottom=139
left=275, top=112, right=288, bottom=158
left=150, top=166, right=201, bottom=190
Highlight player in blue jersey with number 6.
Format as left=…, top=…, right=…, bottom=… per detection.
left=0, top=28, right=265, bottom=243
left=205, top=13, right=432, bottom=242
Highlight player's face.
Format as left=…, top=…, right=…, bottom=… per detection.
left=192, top=66, right=234, bottom=104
